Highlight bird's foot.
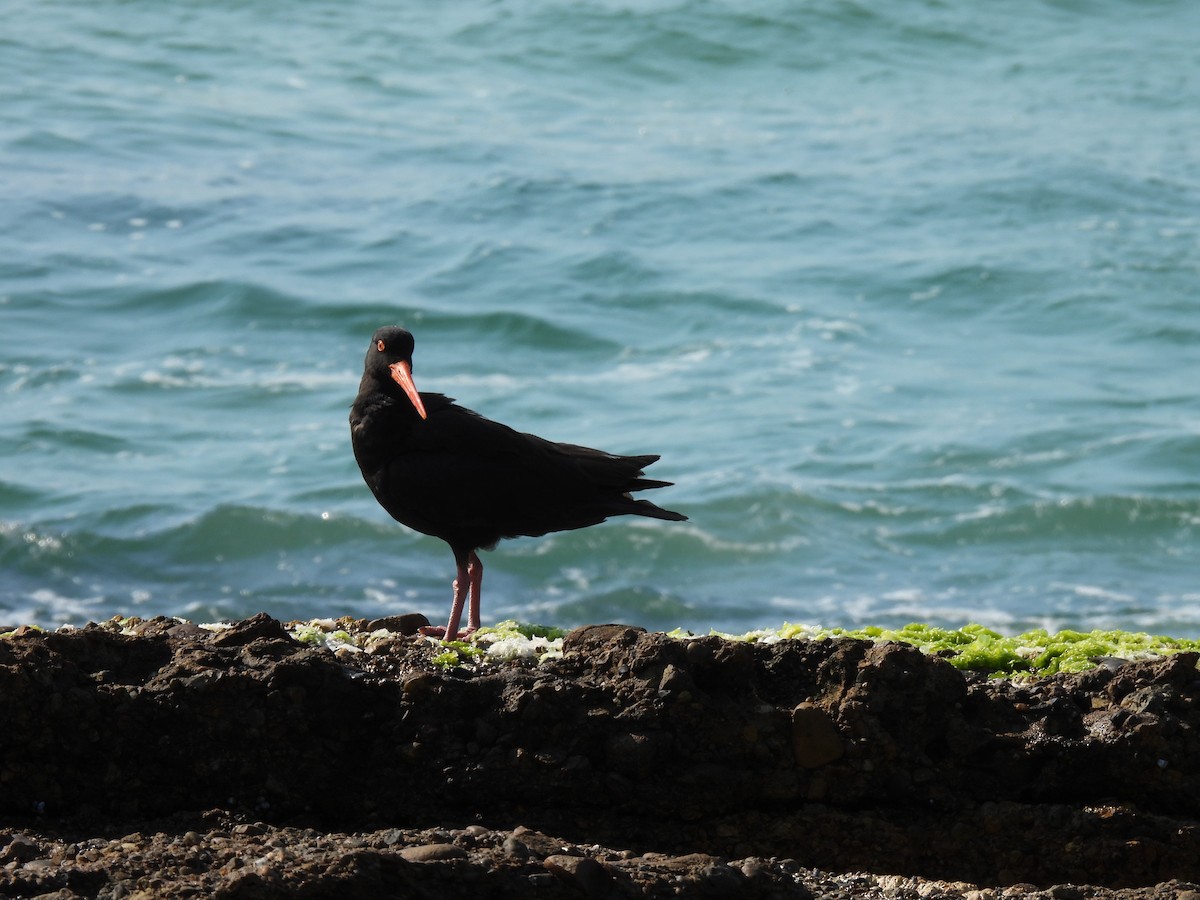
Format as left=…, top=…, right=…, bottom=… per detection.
left=419, top=625, right=478, bottom=642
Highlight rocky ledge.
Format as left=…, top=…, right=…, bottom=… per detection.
left=1, top=614, right=1198, bottom=899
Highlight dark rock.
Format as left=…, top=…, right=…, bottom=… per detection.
left=364, top=613, right=430, bottom=635
left=0, top=836, right=43, bottom=864
left=210, top=613, right=294, bottom=647
left=791, top=702, right=844, bottom=768
left=165, top=621, right=211, bottom=643
left=505, top=827, right=575, bottom=860
left=399, top=843, right=467, bottom=862
left=501, top=833, right=531, bottom=859
left=604, top=731, right=662, bottom=778
left=2, top=616, right=1200, bottom=896
left=562, top=624, right=648, bottom=664
left=544, top=854, right=613, bottom=898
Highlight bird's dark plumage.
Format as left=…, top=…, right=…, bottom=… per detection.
left=350, top=326, right=687, bottom=639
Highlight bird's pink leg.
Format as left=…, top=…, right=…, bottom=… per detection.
left=464, top=550, right=483, bottom=636
left=420, top=554, right=471, bottom=641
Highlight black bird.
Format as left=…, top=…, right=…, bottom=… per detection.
left=350, top=326, right=687, bottom=640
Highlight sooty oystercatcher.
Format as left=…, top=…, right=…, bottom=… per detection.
left=350, top=326, right=687, bottom=640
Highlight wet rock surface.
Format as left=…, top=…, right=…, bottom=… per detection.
left=1, top=615, right=1198, bottom=898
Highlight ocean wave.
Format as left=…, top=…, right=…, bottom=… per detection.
left=914, top=494, right=1200, bottom=545
left=5, top=0, right=1200, bottom=640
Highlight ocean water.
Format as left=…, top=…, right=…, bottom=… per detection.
left=3, top=0, right=1199, bottom=637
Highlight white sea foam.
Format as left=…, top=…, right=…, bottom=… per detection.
left=9, top=589, right=108, bottom=628
left=1051, top=584, right=1135, bottom=604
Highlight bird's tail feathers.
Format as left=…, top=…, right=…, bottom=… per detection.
left=628, top=477, right=674, bottom=491
left=629, top=498, right=688, bottom=522
left=623, top=453, right=662, bottom=468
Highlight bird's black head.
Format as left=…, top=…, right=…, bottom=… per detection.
left=367, top=326, right=415, bottom=366
left=365, top=326, right=427, bottom=420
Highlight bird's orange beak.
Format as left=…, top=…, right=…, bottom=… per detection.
left=388, top=360, right=427, bottom=420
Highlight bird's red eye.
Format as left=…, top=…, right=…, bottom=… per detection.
left=376, top=339, right=386, bottom=352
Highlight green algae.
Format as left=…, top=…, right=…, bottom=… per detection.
left=290, top=623, right=327, bottom=646
left=430, top=640, right=486, bottom=668
left=7, top=614, right=1194, bottom=679
left=475, top=620, right=567, bottom=641
left=431, top=650, right=463, bottom=667
left=706, top=622, right=1200, bottom=677
left=285, top=617, right=1198, bottom=676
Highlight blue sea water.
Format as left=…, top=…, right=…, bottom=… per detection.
left=2, top=0, right=1199, bottom=636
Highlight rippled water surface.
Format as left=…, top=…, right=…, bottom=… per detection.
left=3, top=1, right=1199, bottom=635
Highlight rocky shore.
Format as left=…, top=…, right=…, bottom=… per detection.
left=2, top=614, right=1198, bottom=899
